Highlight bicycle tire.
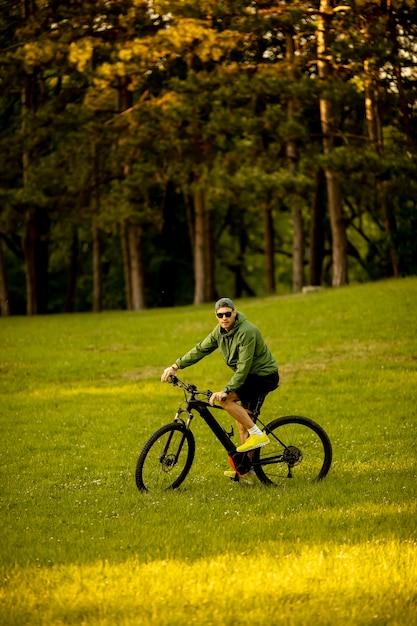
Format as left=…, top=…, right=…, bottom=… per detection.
left=253, top=415, right=332, bottom=486
left=135, top=423, right=195, bottom=492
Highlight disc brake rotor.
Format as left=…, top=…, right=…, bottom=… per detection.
left=161, top=455, right=176, bottom=471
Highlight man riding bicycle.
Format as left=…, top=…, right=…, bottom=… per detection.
left=161, top=297, right=279, bottom=483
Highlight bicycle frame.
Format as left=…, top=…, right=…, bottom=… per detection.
left=175, top=396, right=237, bottom=455
left=170, top=377, right=288, bottom=469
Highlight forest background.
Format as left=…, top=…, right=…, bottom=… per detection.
left=0, top=0, right=416, bottom=316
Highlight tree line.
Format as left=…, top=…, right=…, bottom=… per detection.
left=0, top=0, right=416, bottom=315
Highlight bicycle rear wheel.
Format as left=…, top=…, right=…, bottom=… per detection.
left=135, top=423, right=195, bottom=492
left=253, top=415, right=332, bottom=486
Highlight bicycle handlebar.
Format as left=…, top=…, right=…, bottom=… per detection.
left=168, top=375, right=213, bottom=402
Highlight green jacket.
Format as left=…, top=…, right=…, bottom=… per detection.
left=175, top=312, right=278, bottom=393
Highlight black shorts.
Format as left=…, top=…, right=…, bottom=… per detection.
left=235, top=371, right=279, bottom=416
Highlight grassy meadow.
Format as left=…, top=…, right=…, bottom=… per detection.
left=0, top=278, right=416, bottom=625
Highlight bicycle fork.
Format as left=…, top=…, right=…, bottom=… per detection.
left=159, top=411, right=192, bottom=467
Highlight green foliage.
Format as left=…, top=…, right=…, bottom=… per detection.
left=0, top=278, right=416, bottom=624
left=0, top=0, right=416, bottom=312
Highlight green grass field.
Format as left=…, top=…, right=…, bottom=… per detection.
left=1, top=278, right=416, bottom=625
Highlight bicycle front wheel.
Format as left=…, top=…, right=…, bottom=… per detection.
left=253, top=415, right=332, bottom=486
left=135, top=423, right=195, bottom=492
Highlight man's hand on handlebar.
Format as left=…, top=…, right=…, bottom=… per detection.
left=209, top=391, right=227, bottom=406
left=161, top=365, right=178, bottom=382
left=160, top=371, right=227, bottom=404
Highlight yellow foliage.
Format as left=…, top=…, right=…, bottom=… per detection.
left=350, top=75, right=365, bottom=93
left=69, top=39, right=94, bottom=72
left=96, top=62, right=112, bottom=79
left=115, top=61, right=128, bottom=77
left=159, top=18, right=210, bottom=53
left=153, top=91, right=180, bottom=111
left=90, top=79, right=110, bottom=98
left=131, top=38, right=162, bottom=70
left=119, top=48, right=133, bottom=62
left=23, top=41, right=56, bottom=70
left=131, top=39, right=152, bottom=58
left=83, top=72, right=116, bottom=110
left=157, top=18, right=241, bottom=64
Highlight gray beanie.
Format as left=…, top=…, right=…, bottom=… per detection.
left=215, top=297, right=235, bottom=311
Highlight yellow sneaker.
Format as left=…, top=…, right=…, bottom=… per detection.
left=224, top=470, right=258, bottom=485
left=236, top=432, right=270, bottom=453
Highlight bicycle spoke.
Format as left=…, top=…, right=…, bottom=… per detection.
left=136, top=424, right=195, bottom=492
left=254, top=416, right=332, bottom=485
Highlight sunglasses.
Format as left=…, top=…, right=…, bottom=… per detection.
left=216, top=311, right=233, bottom=318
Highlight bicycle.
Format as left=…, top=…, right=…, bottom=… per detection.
left=135, top=376, right=332, bottom=492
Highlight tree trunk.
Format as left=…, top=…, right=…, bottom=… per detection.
left=364, top=59, right=383, bottom=154
left=194, top=187, right=205, bottom=305
left=0, top=239, right=10, bottom=316
left=22, top=208, right=49, bottom=315
left=21, top=68, right=50, bottom=314
left=127, top=222, right=146, bottom=310
left=116, top=82, right=147, bottom=309
left=292, top=203, right=304, bottom=292
left=317, top=0, right=348, bottom=287
left=193, top=185, right=215, bottom=305
left=286, top=30, right=304, bottom=293
left=121, top=221, right=133, bottom=310
left=386, top=4, right=412, bottom=145
left=64, top=228, right=78, bottom=313
left=309, top=168, right=326, bottom=286
left=363, top=36, right=400, bottom=277
left=20, top=0, right=50, bottom=315
left=263, top=202, right=275, bottom=295
left=91, top=142, right=103, bottom=312
left=382, top=187, right=399, bottom=277
left=204, top=200, right=215, bottom=302
left=92, top=216, right=102, bottom=312
left=325, top=169, right=347, bottom=286
left=22, top=210, right=37, bottom=316
left=287, top=124, right=304, bottom=292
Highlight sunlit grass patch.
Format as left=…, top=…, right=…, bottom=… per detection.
left=27, top=380, right=162, bottom=399
left=1, top=541, right=416, bottom=626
